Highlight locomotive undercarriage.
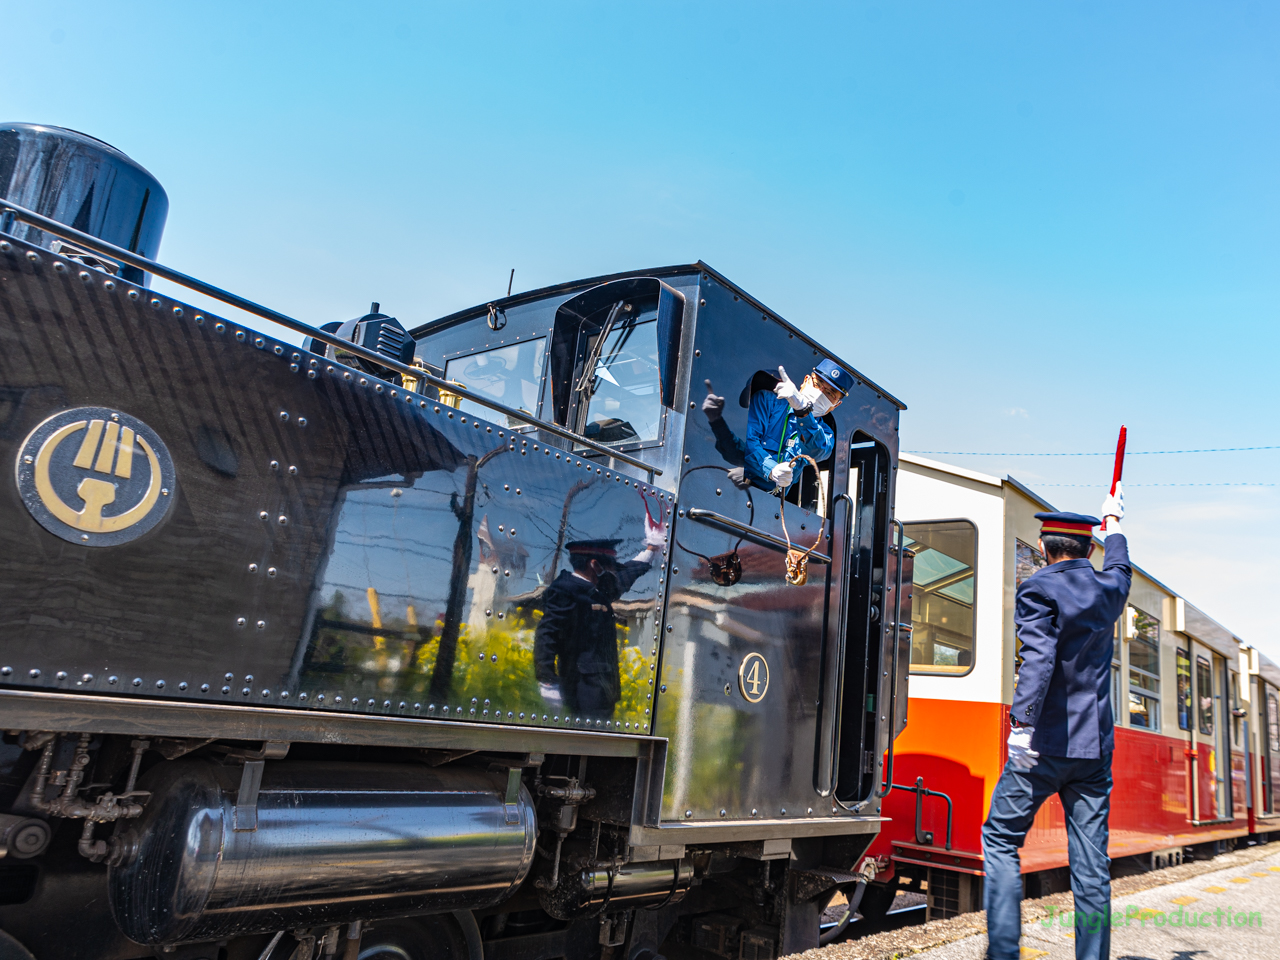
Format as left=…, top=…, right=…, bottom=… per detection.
left=0, top=730, right=875, bottom=960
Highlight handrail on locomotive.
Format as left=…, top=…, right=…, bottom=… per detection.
left=0, top=198, right=663, bottom=479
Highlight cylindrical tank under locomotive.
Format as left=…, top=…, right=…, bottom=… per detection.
left=0, top=125, right=911, bottom=960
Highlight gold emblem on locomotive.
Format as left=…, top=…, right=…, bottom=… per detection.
left=15, top=407, right=176, bottom=546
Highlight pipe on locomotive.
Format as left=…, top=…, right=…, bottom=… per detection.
left=0, top=199, right=663, bottom=478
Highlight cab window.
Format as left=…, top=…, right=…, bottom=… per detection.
left=905, top=520, right=976, bottom=675
left=443, top=338, right=546, bottom=425
left=578, top=310, right=663, bottom=446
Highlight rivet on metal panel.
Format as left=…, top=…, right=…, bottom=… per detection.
left=278, top=515, right=288, bottom=525
left=82, top=674, right=93, bottom=683
left=215, top=322, right=225, bottom=333
left=177, top=682, right=187, bottom=690
left=359, top=378, right=368, bottom=387
left=375, top=384, right=383, bottom=394
left=28, top=669, right=40, bottom=679
left=317, top=694, right=325, bottom=702
left=413, top=703, right=420, bottom=711
left=334, top=696, right=343, bottom=704
left=200, top=684, right=209, bottom=692
left=267, top=567, right=277, bottom=577
left=306, top=370, right=315, bottom=379
left=221, top=686, right=230, bottom=694
left=274, top=345, right=284, bottom=356
left=270, top=461, right=279, bottom=471
left=298, top=692, right=306, bottom=701
left=0, top=241, right=9, bottom=253
left=132, top=678, right=142, bottom=686
left=150, top=298, right=161, bottom=309
left=225, top=673, right=234, bottom=681
left=105, top=280, right=116, bottom=292
left=107, top=675, right=116, bottom=684
left=660, top=684, right=667, bottom=693
left=128, top=289, right=141, bottom=301
left=256, top=621, right=266, bottom=630
left=469, top=708, right=476, bottom=716
left=720, top=809, right=727, bottom=817
left=155, top=680, right=165, bottom=689
left=280, top=691, right=289, bottom=699
left=80, top=271, right=92, bottom=283
left=173, top=306, right=183, bottom=317
left=343, top=372, right=352, bottom=381
left=236, top=618, right=247, bottom=628
left=235, top=331, right=246, bottom=341
left=259, top=511, right=268, bottom=520
left=55, top=671, right=67, bottom=680
left=242, top=688, right=250, bottom=696
left=427, top=704, right=436, bottom=713
left=751, top=809, right=758, bottom=817
left=297, top=418, right=306, bottom=427
left=53, top=261, right=66, bottom=273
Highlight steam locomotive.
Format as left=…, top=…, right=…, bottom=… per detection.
left=0, top=124, right=911, bottom=960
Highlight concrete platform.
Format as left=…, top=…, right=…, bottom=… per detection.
left=910, top=848, right=1280, bottom=960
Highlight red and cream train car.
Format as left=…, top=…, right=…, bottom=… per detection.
left=858, top=453, right=1280, bottom=920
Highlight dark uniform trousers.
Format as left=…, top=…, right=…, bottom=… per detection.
left=983, top=533, right=1130, bottom=960
left=982, top=754, right=1113, bottom=960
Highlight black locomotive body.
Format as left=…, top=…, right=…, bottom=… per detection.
left=0, top=125, right=912, bottom=960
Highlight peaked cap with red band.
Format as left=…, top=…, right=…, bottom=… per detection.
left=1035, top=511, right=1100, bottom=538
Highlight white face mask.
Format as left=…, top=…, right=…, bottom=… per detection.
left=799, top=379, right=836, bottom=417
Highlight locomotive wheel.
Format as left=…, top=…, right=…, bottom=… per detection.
left=357, top=916, right=470, bottom=960
left=0, top=931, right=35, bottom=960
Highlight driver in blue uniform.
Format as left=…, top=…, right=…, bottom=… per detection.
left=982, top=490, right=1130, bottom=960
left=742, top=359, right=850, bottom=492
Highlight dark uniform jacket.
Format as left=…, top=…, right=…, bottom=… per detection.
left=1012, top=534, right=1131, bottom=759
left=533, top=560, right=650, bottom=715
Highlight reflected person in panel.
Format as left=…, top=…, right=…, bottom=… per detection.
left=534, top=518, right=665, bottom=720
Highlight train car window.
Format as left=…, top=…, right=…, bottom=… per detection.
left=903, top=520, right=975, bottom=675
left=1015, top=539, right=1045, bottom=586
left=1176, top=648, right=1192, bottom=730
left=443, top=338, right=547, bottom=425
left=1128, top=608, right=1160, bottom=730
left=1196, top=654, right=1214, bottom=736
left=1267, top=689, right=1279, bottom=814
left=577, top=314, right=663, bottom=445
left=1270, top=692, right=1280, bottom=754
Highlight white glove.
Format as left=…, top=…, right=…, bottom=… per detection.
left=701, top=379, right=725, bottom=422
left=769, top=461, right=795, bottom=488
left=539, top=682, right=563, bottom=706
left=1007, top=725, right=1039, bottom=771
left=1101, top=481, right=1124, bottom=521
left=773, top=366, right=805, bottom=411
left=643, top=514, right=667, bottom=549
left=727, top=466, right=751, bottom=490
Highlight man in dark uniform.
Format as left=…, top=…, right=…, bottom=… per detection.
left=534, top=531, right=661, bottom=720
left=982, top=487, right=1129, bottom=960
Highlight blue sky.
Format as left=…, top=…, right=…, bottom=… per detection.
left=5, top=2, right=1278, bottom=656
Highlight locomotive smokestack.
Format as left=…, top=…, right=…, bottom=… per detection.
left=0, top=122, right=168, bottom=285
